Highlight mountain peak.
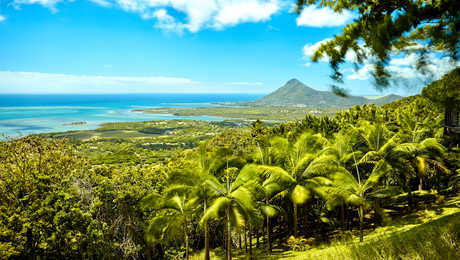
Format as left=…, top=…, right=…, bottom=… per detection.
left=249, top=79, right=403, bottom=108
left=286, top=78, right=302, bottom=85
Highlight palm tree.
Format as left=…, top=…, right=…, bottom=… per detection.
left=241, top=164, right=294, bottom=252
left=141, top=191, right=196, bottom=260
left=200, top=166, right=257, bottom=260
left=166, top=142, right=221, bottom=260
left=395, top=138, right=448, bottom=191
left=261, top=132, right=327, bottom=237
left=397, top=110, right=433, bottom=143
left=318, top=161, right=389, bottom=242
left=196, top=143, right=217, bottom=260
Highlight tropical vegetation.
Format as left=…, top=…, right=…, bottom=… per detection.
left=1, top=68, right=459, bottom=259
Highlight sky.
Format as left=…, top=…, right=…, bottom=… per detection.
left=0, top=0, right=457, bottom=95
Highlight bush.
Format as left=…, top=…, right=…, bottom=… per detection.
left=286, top=236, right=313, bottom=251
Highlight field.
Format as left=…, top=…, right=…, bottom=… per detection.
left=39, top=119, right=251, bottom=165
left=135, top=106, right=340, bottom=121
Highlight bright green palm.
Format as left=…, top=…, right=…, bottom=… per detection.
left=200, top=166, right=257, bottom=260
left=395, top=138, right=449, bottom=190
left=141, top=190, right=196, bottom=260
left=317, top=160, right=390, bottom=242
left=256, top=132, right=327, bottom=237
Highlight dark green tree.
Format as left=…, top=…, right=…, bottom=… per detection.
left=422, top=67, right=460, bottom=136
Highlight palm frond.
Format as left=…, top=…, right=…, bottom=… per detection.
left=140, top=192, right=162, bottom=210
left=363, top=160, right=389, bottom=192
left=203, top=178, right=226, bottom=196
left=200, top=197, right=230, bottom=225
left=290, top=184, right=311, bottom=205
left=261, top=204, right=283, bottom=218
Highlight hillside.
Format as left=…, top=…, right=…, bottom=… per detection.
left=244, top=79, right=402, bottom=108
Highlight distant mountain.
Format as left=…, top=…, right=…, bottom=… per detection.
left=244, top=79, right=402, bottom=108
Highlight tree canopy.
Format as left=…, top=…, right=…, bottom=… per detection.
left=422, top=67, right=460, bottom=111
left=296, top=0, right=460, bottom=89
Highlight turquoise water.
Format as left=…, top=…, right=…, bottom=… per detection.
left=0, top=94, right=262, bottom=137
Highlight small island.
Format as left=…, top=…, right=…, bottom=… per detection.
left=63, top=121, right=87, bottom=126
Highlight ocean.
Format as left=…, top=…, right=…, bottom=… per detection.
left=0, top=94, right=262, bottom=137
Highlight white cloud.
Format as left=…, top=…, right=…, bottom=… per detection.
left=302, top=38, right=332, bottom=62
left=303, top=38, right=370, bottom=63
left=228, top=82, right=263, bottom=86
left=346, top=64, right=371, bottom=80
left=0, top=15, right=5, bottom=22
left=297, top=5, right=354, bottom=27
left=148, top=8, right=185, bottom=33
left=13, top=0, right=64, bottom=12
left=89, top=0, right=112, bottom=8
left=213, top=0, right=280, bottom=29
left=13, top=0, right=283, bottom=32
left=0, top=71, right=197, bottom=93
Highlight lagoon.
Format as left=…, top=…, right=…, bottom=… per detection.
left=0, top=94, right=262, bottom=137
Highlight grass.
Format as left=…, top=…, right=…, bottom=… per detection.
left=191, top=195, right=460, bottom=259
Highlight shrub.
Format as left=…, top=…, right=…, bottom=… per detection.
left=287, top=236, right=313, bottom=251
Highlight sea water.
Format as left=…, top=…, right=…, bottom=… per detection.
left=0, top=94, right=261, bottom=137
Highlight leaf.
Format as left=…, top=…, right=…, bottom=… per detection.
left=363, top=161, right=389, bottom=192
left=291, top=185, right=310, bottom=205
left=200, top=197, right=230, bottom=225
left=261, top=205, right=279, bottom=218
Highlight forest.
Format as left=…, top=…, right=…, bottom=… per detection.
left=1, top=69, right=459, bottom=260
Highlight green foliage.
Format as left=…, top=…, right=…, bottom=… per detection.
left=1, top=81, right=459, bottom=258
left=422, top=67, right=460, bottom=111
left=0, top=137, right=95, bottom=258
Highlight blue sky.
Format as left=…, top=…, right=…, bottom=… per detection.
left=0, top=0, right=456, bottom=95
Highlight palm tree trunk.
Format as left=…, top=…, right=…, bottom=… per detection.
left=265, top=197, right=272, bottom=253
left=358, top=205, right=364, bottom=242
left=266, top=216, right=272, bottom=253
left=226, top=205, right=232, bottom=260
left=249, top=224, right=253, bottom=257
left=256, top=228, right=260, bottom=248
left=418, top=176, right=423, bottom=191
left=239, top=234, right=242, bottom=250
left=244, top=226, right=248, bottom=253
left=374, top=200, right=382, bottom=226
left=407, top=188, right=414, bottom=211
left=304, top=203, right=309, bottom=235
left=340, top=203, right=345, bottom=229
left=184, top=220, right=190, bottom=260
left=204, top=200, right=210, bottom=260
left=293, top=203, right=298, bottom=237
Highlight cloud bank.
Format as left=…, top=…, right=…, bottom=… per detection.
left=13, top=0, right=283, bottom=33
left=0, top=71, right=197, bottom=93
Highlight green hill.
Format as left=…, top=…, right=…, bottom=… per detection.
left=245, top=79, right=402, bottom=108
